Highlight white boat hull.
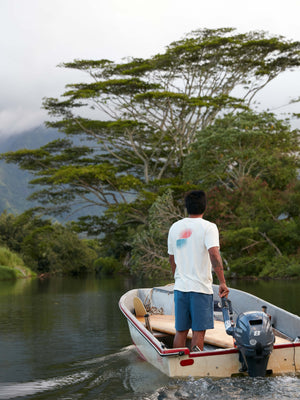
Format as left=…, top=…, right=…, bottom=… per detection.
left=120, top=284, right=300, bottom=378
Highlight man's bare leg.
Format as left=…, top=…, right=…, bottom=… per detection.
left=191, top=330, right=206, bottom=350
left=173, top=330, right=189, bottom=348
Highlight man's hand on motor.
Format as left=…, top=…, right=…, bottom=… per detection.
left=219, top=283, right=229, bottom=298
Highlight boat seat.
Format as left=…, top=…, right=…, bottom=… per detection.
left=136, top=314, right=291, bottom=349
left=137, top=314, right=235, bottom=348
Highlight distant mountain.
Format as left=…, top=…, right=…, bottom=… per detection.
left=0, top=126, right=60, bottom=153
left=0, top=126, right=104, bottom=221
left=0, top=126, right=60, bottom=214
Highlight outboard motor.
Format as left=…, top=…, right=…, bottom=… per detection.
left=221, top=298, right=275, bottom=377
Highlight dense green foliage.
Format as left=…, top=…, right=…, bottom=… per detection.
left=183, top=111, right=300, bottom=278
left=0, top=246, right=36, bottom=280
left=183, top=111, right=299, bottom=190
left=125, top=111, right=300, bottom=279
left=0, top=211, right=99, bottom=276
left=1, top=28, right=300, bottom=279
left=129, top=189, right=187, bottom=277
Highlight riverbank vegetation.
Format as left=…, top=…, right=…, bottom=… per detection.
left=0, top=246, right=36, bottom=280
left=0, top=211, right=102, bottom=277
left=1, top=28, right=300, bottom=279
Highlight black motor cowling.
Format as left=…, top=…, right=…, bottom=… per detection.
left=221, top=299, right=275, bottom=377
left=234, top=311, right=275, bottom=377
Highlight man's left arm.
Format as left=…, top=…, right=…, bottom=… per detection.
left=208, top=246, right=229, bottom=298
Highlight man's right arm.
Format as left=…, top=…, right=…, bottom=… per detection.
left=169, top=254, right=176, bottom=276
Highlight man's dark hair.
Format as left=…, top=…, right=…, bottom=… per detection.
left=184, top=190, right=207, bottom=215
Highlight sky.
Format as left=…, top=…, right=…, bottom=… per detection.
left=0, top=0, right=300, bottom=138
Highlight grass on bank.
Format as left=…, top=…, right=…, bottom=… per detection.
left=0, top=247, right=36, bottom=280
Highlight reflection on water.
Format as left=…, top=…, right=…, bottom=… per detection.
left=0, top=276, right=132, bottom=386
left=0, top=276, right=299, bottom=399
left=0, top=278, right=33, bottom=296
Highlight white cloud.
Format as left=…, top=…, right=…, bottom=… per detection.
left=0, top=107, right=47, bottom=138
left=0, top=0, right=299, bottom=139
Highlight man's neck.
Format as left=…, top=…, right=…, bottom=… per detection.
left=188, top=214, right=203, bottom=218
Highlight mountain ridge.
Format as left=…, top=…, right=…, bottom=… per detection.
left=0, top=126, right=60, bottom=214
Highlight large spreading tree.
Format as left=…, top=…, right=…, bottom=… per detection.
left=130, top=111, right=300, bottom=278
left=1, top=28, right=300, bottom=272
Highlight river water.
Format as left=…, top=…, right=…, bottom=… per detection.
left=0, top=276, right=299, bottom=399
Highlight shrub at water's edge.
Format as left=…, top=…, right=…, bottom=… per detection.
left=0, top=247, right=36, bottom=280
left=0, top=212, right=100, bottom=276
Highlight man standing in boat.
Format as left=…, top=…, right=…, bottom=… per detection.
left=168, top=190, right=229, bottom=351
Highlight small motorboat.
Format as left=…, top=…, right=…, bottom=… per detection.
left=119, top=283, right=300, bottom=378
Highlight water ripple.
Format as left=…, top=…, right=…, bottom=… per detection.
left=146, top=375, right=300, bottom=400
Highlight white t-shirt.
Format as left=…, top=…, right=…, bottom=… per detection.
left=168, top=217, right=220, bottom=294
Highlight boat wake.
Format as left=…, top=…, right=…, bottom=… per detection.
left=0, top=371, right=92, bottom=399
left=0, top=345, right=165, bottom=400
left=76, top=344, right=135, bottom=366
left=0, top=346, right=299, bottom=400
left=0, top=347, right=136, bottom=400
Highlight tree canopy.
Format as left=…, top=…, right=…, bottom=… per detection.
left=3, top=29, right=300, bottom=216
left=183, top=110, right=299, bottom=191
left=129, top=111, right=300, bottom=278
left=183, top=111, right=300, bottom=278
left=1, top=28, right=300, bottom=278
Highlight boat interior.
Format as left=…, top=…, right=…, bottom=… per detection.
left=128, top=284, right=295, bottom=351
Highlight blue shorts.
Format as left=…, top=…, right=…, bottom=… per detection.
left=174, top=290, right=214, bottom=331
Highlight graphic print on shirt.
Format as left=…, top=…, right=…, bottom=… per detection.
left=176, top=229, right=192, bottom=248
